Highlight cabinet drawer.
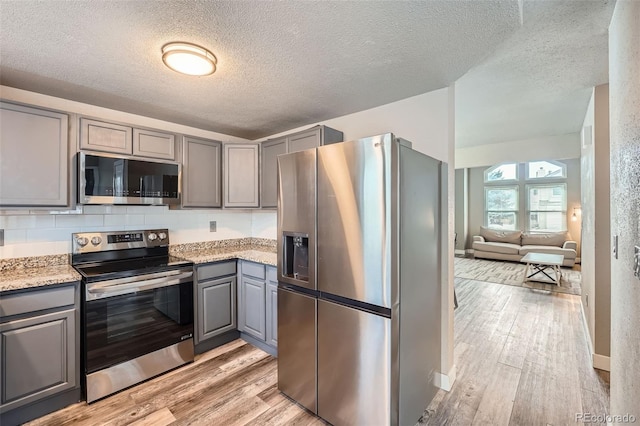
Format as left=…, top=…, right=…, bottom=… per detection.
left=242, top=261, right=265, bottom=279
left=197, top=261, right=236, bottom=281
left=0, top=284, right=76, bottom=318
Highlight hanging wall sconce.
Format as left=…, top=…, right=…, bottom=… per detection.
left=571, top=207, right=580, bottom=222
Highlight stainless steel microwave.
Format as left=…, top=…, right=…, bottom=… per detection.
left=78, top=152, right=180, bottom=205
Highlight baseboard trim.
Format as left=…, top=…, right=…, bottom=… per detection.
left=576, top=257, right=581, bottom=264
left=454, top=249, right=465, bottom=255
left=592, top=354, right=610, bottom=371
left=434, top=364, right=456, bottom=391
left=465, top=249, right=474, bottom=255
left=579, top=302, right=611, bottom=372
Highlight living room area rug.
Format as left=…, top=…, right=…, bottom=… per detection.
left=454, top=257, right=582, bottom=295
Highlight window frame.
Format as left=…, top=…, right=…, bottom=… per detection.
left=484, top=163, right=518, bottom=183
left=525, top=160, right=567, bottom=181
left=484, top=185, right=519, bottom=230
left=526, top=183, right=568, bottom=232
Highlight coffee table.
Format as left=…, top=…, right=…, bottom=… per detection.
left=521, top=253, right=564, bottom=285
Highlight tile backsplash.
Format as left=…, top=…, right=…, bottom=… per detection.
left=0, top=205, right=273, bottom=259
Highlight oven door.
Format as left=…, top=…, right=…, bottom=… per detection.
left=84, top=269, right=194, bottom=375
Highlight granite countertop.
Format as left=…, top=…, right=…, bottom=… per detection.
left=0, top=238, right=277, bottom=292
left=174, top=244, right=277, bottom=266
left=0, top=254, right=81, bottom=292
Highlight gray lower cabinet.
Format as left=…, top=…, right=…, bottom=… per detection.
left=182, top=136, right=222, bottom=208
left=265, top=267, right=278, bottom=347
left=239, top=276, right=266, bottom=340
left=260, top=125, right=343, bottom=208
left=0, top=282, right=80, bottom=426
left=238, top=261, right=277, bottom=353
left=0, top=102, right=69, bottom=207
left=195, top=261, right=237, bottom=346
left=224, top=143, right=260, bottom=208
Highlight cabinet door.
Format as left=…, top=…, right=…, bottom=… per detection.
left=197, top=276, right=236, bottom=344
left=288, top=128, right=320, bottom=153
left=183, top=137, right=222, bottom=208
left=266, top=270, right=278, bottom=347
left=239, top=276, right=266, bottom=341
left=133, top=128, right=175, bottom=160
left=260, top=138, right=287, bottom=208
left=0, top=103, right=69, bottom=207
left=224, top=144, right=259, bottom=208
left=79, top=118, right=132, bottom=154
left=0, top=309, right=76, bottom=412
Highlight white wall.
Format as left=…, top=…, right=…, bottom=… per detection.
left=609, top=1, right=640, bottom=417
left=455, top=132, right=581, bottom=169
left=580, top=84, right=611, bottom=363
left=258, top=88, right=452, bottom=162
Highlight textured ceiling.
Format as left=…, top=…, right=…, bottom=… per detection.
left=0, top=1, right=523, bottom=140
left=0, top=1, right=616, bottom=145
left=455, top=0, right=616, bottom=148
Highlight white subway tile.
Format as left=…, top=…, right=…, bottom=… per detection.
left=82, top=205, right=108, bottom=214
left=126, top=215, right=146, bottom=226
left=3, top=215, right=56, bottom=229
left=127, top=206, right=168, bottom=214
left=0, top=241, right=70, bottom=258
left=55, top=214, right=104, bottom=228
left=104, top=215, right=127, bottom=226
left=27, top=228, right=76, bottom=242
left=4, top=229, right=27, bottom=244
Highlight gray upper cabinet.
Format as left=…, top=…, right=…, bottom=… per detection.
left=224, top=143, right=260, bottom=208
left=0, top=102, right=69, bottom=207
left=80, top=117, right=176, bottom=160
left=260, top=125, right=343, bottom=208
left=260, top=138, right=287, bottom=208
left=133, top=128, right=175, bottom=160
left=80, top=117, right=132, bottom=154
left=182, top=136, right=222, bottom=208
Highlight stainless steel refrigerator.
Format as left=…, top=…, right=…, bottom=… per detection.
left=277, top=133, right=442, bottom=426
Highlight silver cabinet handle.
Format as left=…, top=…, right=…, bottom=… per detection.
left=88, top=271, right=193, bottom=295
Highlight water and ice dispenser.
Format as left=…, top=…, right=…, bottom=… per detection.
left=282, top=232, right=309, bottom=282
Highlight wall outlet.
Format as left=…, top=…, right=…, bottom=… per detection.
left=613, top=235, right=618, bottom=259
left=209, top=221, right=217, bottom=232
left=0, top=229, right=4, bottom=247
left=634, top=246, right=640, bottom=279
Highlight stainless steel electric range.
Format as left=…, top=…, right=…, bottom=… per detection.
left=71, top=229, right=194, bottom=403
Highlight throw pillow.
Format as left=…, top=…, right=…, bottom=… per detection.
left=479, top=226, right=522, bottom=244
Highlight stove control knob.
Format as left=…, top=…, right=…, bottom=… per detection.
left=158, top=232, right=167, bottom=241
left=76, top=237, right=89, bottom=247
left=91, top=236, right=102, bottom=246
left=148, top=232, right=158, bottom=241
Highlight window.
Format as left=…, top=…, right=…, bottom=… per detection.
left=484, top=163, right=517, bottom=182
left=527, top=160, right=566, bottom=179
left=485, top=186, right=518, bottom=230
left=527, top=184, right=567, bottom=232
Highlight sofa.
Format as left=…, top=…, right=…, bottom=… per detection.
left=472, top=226, right=577, bottom=267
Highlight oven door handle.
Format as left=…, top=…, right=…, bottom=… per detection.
left=87, top=271, right=193, bottom=296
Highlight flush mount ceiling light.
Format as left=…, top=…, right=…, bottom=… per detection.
left=162, top=42, right=216, bottom=76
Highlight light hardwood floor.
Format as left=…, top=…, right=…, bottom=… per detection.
left=28, top=278, right=608, bottom=426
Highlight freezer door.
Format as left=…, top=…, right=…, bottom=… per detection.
left=317, top=134, right=392, bottom=307
left=277, top=149, right=316, bottom=290
left=277, top=287, right=317, bottom=413
left=317, top=299, right=391, bottom=426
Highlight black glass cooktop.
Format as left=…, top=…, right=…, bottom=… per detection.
left=75, top=255, right=192, bottom=283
